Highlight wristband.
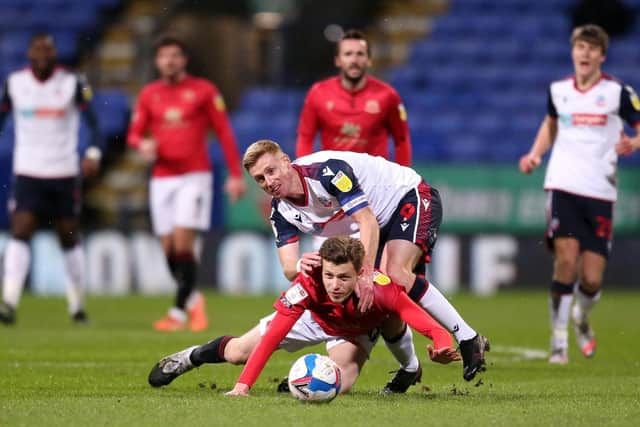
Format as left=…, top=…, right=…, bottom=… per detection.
left=295, top=259, right=303, bottom=273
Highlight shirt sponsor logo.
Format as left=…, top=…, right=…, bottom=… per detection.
left=398, top=103, right=407, bottom=121
left=571, top=113, right=607, bottom=126
left=340, top=122, right=361, bottom=137
left=284, top=283, right=308, bottom=306
left=182, top=89, right=196, bottom=102
left=164, top=107, right=183, bottom=124
left=364, top=99, right=380, bottom=114
left=19, top=108, right=66, bottom=118
left=373, top=271, right=391, bottom=285
left=331, top=171, right=353, bottom=192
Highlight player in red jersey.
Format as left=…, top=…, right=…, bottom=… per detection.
left=296, top=29, right=411, bottom=166
left=127, top=35, right=246, bottom=332
left=148, top=236, right=460, bottom=395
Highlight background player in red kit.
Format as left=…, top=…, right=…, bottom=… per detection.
left=147, top=236, right=459, bottom=395
left=296, top=29, right=411, bottom=166
left=127, top=35, right=246, bottom=332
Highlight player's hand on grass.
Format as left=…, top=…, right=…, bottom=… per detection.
left=297, top=252, right=321, bottom=276
left=518, top=153, right=541, bottom=174
left=139, top=138, right=157, bottom=163
left=225, top=383, right=250, bottom=396
left=355, top=264, right=374, bottom=313
left=427, top=345, right=461, bottom=364
left=224, top=175, right=247, bottom=203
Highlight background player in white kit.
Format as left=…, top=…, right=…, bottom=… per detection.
left=0, top=33, right=103, bottom=325
left=519, top=24, right=640, bottom=364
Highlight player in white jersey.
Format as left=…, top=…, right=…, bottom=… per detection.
left=519, top=25, right=640, bottom=364
left=0, top=33, right=103, bottom=325
left=242, top=139, right=489, bottom=390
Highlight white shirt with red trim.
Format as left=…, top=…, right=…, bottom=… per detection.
left=545, top=74, right=640, bottom=201
left=6, top=67, right=87, bottom=178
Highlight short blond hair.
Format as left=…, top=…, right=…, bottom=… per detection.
left=571, top=24, right=609, bottom=54
left=242, top=139, right=284, bottom=171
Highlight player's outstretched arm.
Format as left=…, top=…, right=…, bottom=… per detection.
left=395, top=292, right=459, bottom=363
left=230, top=312, right=298, bottom=395
left=519, top=115, right=557, bottom=174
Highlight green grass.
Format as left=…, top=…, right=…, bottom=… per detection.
left=1, top=290, right=640, bottom=426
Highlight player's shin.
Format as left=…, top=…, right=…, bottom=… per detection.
left=549, top=280, right=573, bottom=359
left=63, top=244, right=86, bottom=316
left=172, top=251, right=197, bottom=310
left=383, top=324, right=419, bottom=372
left=412, top=276, right=476, bottom=343
left=2, top=238, right=31, bottom=308
left=189, top=336, right=235, bottom=366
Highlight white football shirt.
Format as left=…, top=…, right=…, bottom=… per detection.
left=544, top=74, right=640, bottom=201
left=3, top=67, right=90, bottom=178
left=270, top=150, right=422, bottom=246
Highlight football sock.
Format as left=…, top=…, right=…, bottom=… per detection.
left=63, top=244, right=86, bottom=315
left=383, top=324, right=420, bottom=372
left=550, top=280, right=573, bottom=350
left=2, top=238, right=31, bottom=308
left=171, top=251, right=197, bottom=310
left=416, top=277, right=477, bottom=342
left=574, top=284, right=601, bottom=321
left=190, top=336, right=234, bottom=366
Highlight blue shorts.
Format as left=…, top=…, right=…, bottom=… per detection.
left=9, top=175, right=81, bottom=219
left=375, top=181, right=442, bottom=268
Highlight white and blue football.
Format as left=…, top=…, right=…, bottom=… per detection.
left=288, top=353, right=341, bottom=403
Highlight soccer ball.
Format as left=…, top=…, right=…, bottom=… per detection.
left=287, top=353, right=341, bottom=403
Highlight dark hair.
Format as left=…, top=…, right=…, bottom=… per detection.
left=319, top=236, right=365, bottom=272
left=336, top=29, right=371, bottom=56
left=30, top=32, right=54, bottom=46
left=571, top=24, right=609, bottom=54
left=154, top=35, right=189, bottom=56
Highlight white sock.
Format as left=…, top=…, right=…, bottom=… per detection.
left=2, top=238, right=31, bottom=308
left=418, top=282, right=477, bottom=342
left=550, top=292, right=573, bottom=350
left=384, top=326, right=420, bottom=372
left=63, top=244, right=86, bottom=315
left=574, top=286, right=601, bottom=322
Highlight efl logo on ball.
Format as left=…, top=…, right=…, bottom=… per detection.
left=288, top=353, right=341, bottom=403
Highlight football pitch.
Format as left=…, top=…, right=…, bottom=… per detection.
left=1, top=290, right=639, bottom=427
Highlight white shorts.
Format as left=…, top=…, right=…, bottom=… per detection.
left=149, top=172, right=213, bottom=236
left=258, top=310, right=379, bottom=355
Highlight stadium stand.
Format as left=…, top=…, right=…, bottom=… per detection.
left=228, top=0, right=640, bottom=164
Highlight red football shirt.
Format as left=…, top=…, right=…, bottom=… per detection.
left=236, top=268, right=451, bottom=388
left=296, top=76, right=411, bottom=166
left=127, top=75, right=242, bottom=177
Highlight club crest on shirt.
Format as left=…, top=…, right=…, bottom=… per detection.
left=595, top=94, right=606, bottom=107
left=373, top=272, right=391, bottom=286
left=331, top=171, right=353, bottom=192
left=317, top=196, right=332, bottom=208
left=364, top=99, right=380, bottom=114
